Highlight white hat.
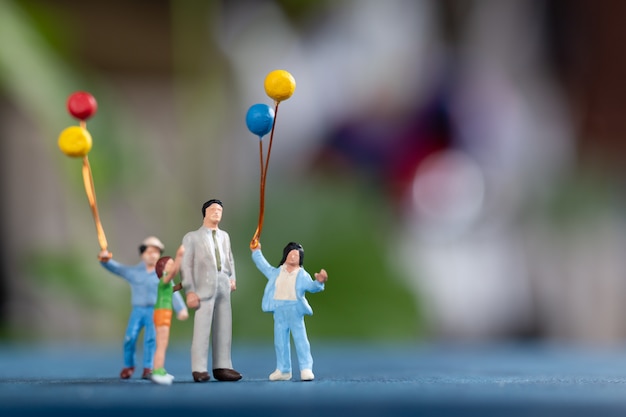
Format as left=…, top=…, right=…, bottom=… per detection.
left=141, top=236, right=165, bottom=251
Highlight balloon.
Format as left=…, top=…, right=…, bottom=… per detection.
left=67, top=91, right=98, bottom=120
left=264, top=70, right=296, bottom=102
left=58, top=126, right=93, bottom=157
left=246, top=103, right=275, bottom=138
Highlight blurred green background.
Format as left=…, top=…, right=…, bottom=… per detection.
left=0, top=0, right=420, bottom=345
left=2, top=0, right=626, bottom=350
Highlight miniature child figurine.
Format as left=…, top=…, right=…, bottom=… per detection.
left=98, top=236, right=189, bottom=380
left=152, top=245, right=185, bottom=385
left=250, top=241, right=328, bottom=381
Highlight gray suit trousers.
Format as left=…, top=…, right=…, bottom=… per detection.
left=191, top=271, right=233, bottom=372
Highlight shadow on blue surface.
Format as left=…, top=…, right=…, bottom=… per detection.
left=2, top=343, right=626, bottom=416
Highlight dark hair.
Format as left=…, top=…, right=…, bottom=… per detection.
left=139, top=245, right=164, bottom=255
left=279, top=242, right=304, bottom=266
left=202, top=199, right=223, bottom=218
left=155, top=256, right=172, bottom=279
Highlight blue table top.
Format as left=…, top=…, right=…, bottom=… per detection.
left=2, top=342, right=626, bottom=416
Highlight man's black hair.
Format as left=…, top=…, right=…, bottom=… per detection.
left=202, top=199, right=223, bottom=218
left=279, top=242, right=304, bottom=267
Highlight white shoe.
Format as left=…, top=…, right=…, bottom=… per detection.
left=300, top=369, right=314, bottom=381
left=151, top=372, right=174, bottom=385
left=269, top=369, right=292, bottom=381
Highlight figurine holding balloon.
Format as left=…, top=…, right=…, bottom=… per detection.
left=246, top=70, right=296, bottom=249
left=246, top=71, right=330, bottom=381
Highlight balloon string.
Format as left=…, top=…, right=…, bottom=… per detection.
left=262, top=101, right=280, bottom=190
left=251, top=101, right=280, bottom=248
left=251, top=140, right=265, bottom=247
left=82, top=155, right=108, bottom=251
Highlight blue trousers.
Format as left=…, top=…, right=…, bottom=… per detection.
left=273, top=304, right=313, bottom=373
left=123, top=306, right=155, bottom=369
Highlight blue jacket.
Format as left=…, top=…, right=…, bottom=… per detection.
left=252, top=249, right=324, bottom=316
left=101, top=260, right=185, bottom=312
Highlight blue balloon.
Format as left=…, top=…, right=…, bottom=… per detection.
left=246, top=103, right=275, bottom=138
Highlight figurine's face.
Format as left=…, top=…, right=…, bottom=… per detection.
left=285, top=249, right=300, bottom=267
left=205, top=203, right=223, bottom=225
left=141, top=246, right=161, bottom=267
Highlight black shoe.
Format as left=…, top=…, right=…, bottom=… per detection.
left=213, top=368, right=242, bottom=381
left=192, top=371, right=211, bottom=382
left=141, top=368, right=152, bottom=380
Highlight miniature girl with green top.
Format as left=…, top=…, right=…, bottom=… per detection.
left=152, top=245, right=185, bottom=385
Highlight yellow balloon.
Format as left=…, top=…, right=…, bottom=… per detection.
left=58, top=126, right=93, bottom=157
left=264, top=70, right=296, bottom=102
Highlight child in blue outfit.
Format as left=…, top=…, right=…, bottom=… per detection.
left=98, top=236, right=188, bottom=379
left=251, top=241, right=328, bottom=381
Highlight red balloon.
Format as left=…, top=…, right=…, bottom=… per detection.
left=67, top=91, right=97, bottom=120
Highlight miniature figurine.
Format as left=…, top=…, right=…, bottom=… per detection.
left=98, top=236, right=189, bottom=380
left=250, top=241, right=328, bottom=381
left=181, top=199, right=242, bottom=382
left=151, top=245, right=185, bottom=385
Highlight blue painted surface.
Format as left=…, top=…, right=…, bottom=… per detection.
left=2, top=343, right=626, bottom=416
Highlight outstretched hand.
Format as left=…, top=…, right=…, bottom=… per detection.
left=98, top=249, right=112, bottom=262
left=314, top=269, right=328, bottom=283
left=177, top=309, right=189, bottom=321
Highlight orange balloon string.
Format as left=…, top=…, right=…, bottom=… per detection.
left=82, top=155, right=108, bottom=251
left=251, top=140, right=264, bottom=248
left=251, top=101, right=280, bottom=248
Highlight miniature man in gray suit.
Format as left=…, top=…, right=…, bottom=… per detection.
left=181, top=199, right=242, bottom=382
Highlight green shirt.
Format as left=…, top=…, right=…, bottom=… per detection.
left=155, top=279, right=174, bottom=310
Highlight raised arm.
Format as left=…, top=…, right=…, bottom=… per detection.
left=98, top=254, right=132, bottom=282
left=251, top=244, right=275, bottom=280
left=163, top=245, right=185, bottom=284
left=181, top=235, right=195, bottom=294
left=181, top=234, right=200, bottom=309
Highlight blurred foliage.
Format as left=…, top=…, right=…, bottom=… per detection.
left=0, top=0, right=422, bottom=345
left=540, top=169, right=616, bottom=230
left=228, top=174, right=422, bottom=342
left=23, top=251, right=112, bottom=310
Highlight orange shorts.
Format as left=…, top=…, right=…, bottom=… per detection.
left=154, top=309, right=172, bottom=327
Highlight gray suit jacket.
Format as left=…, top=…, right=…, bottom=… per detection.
left=181, top=226, right=236, bottom=300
